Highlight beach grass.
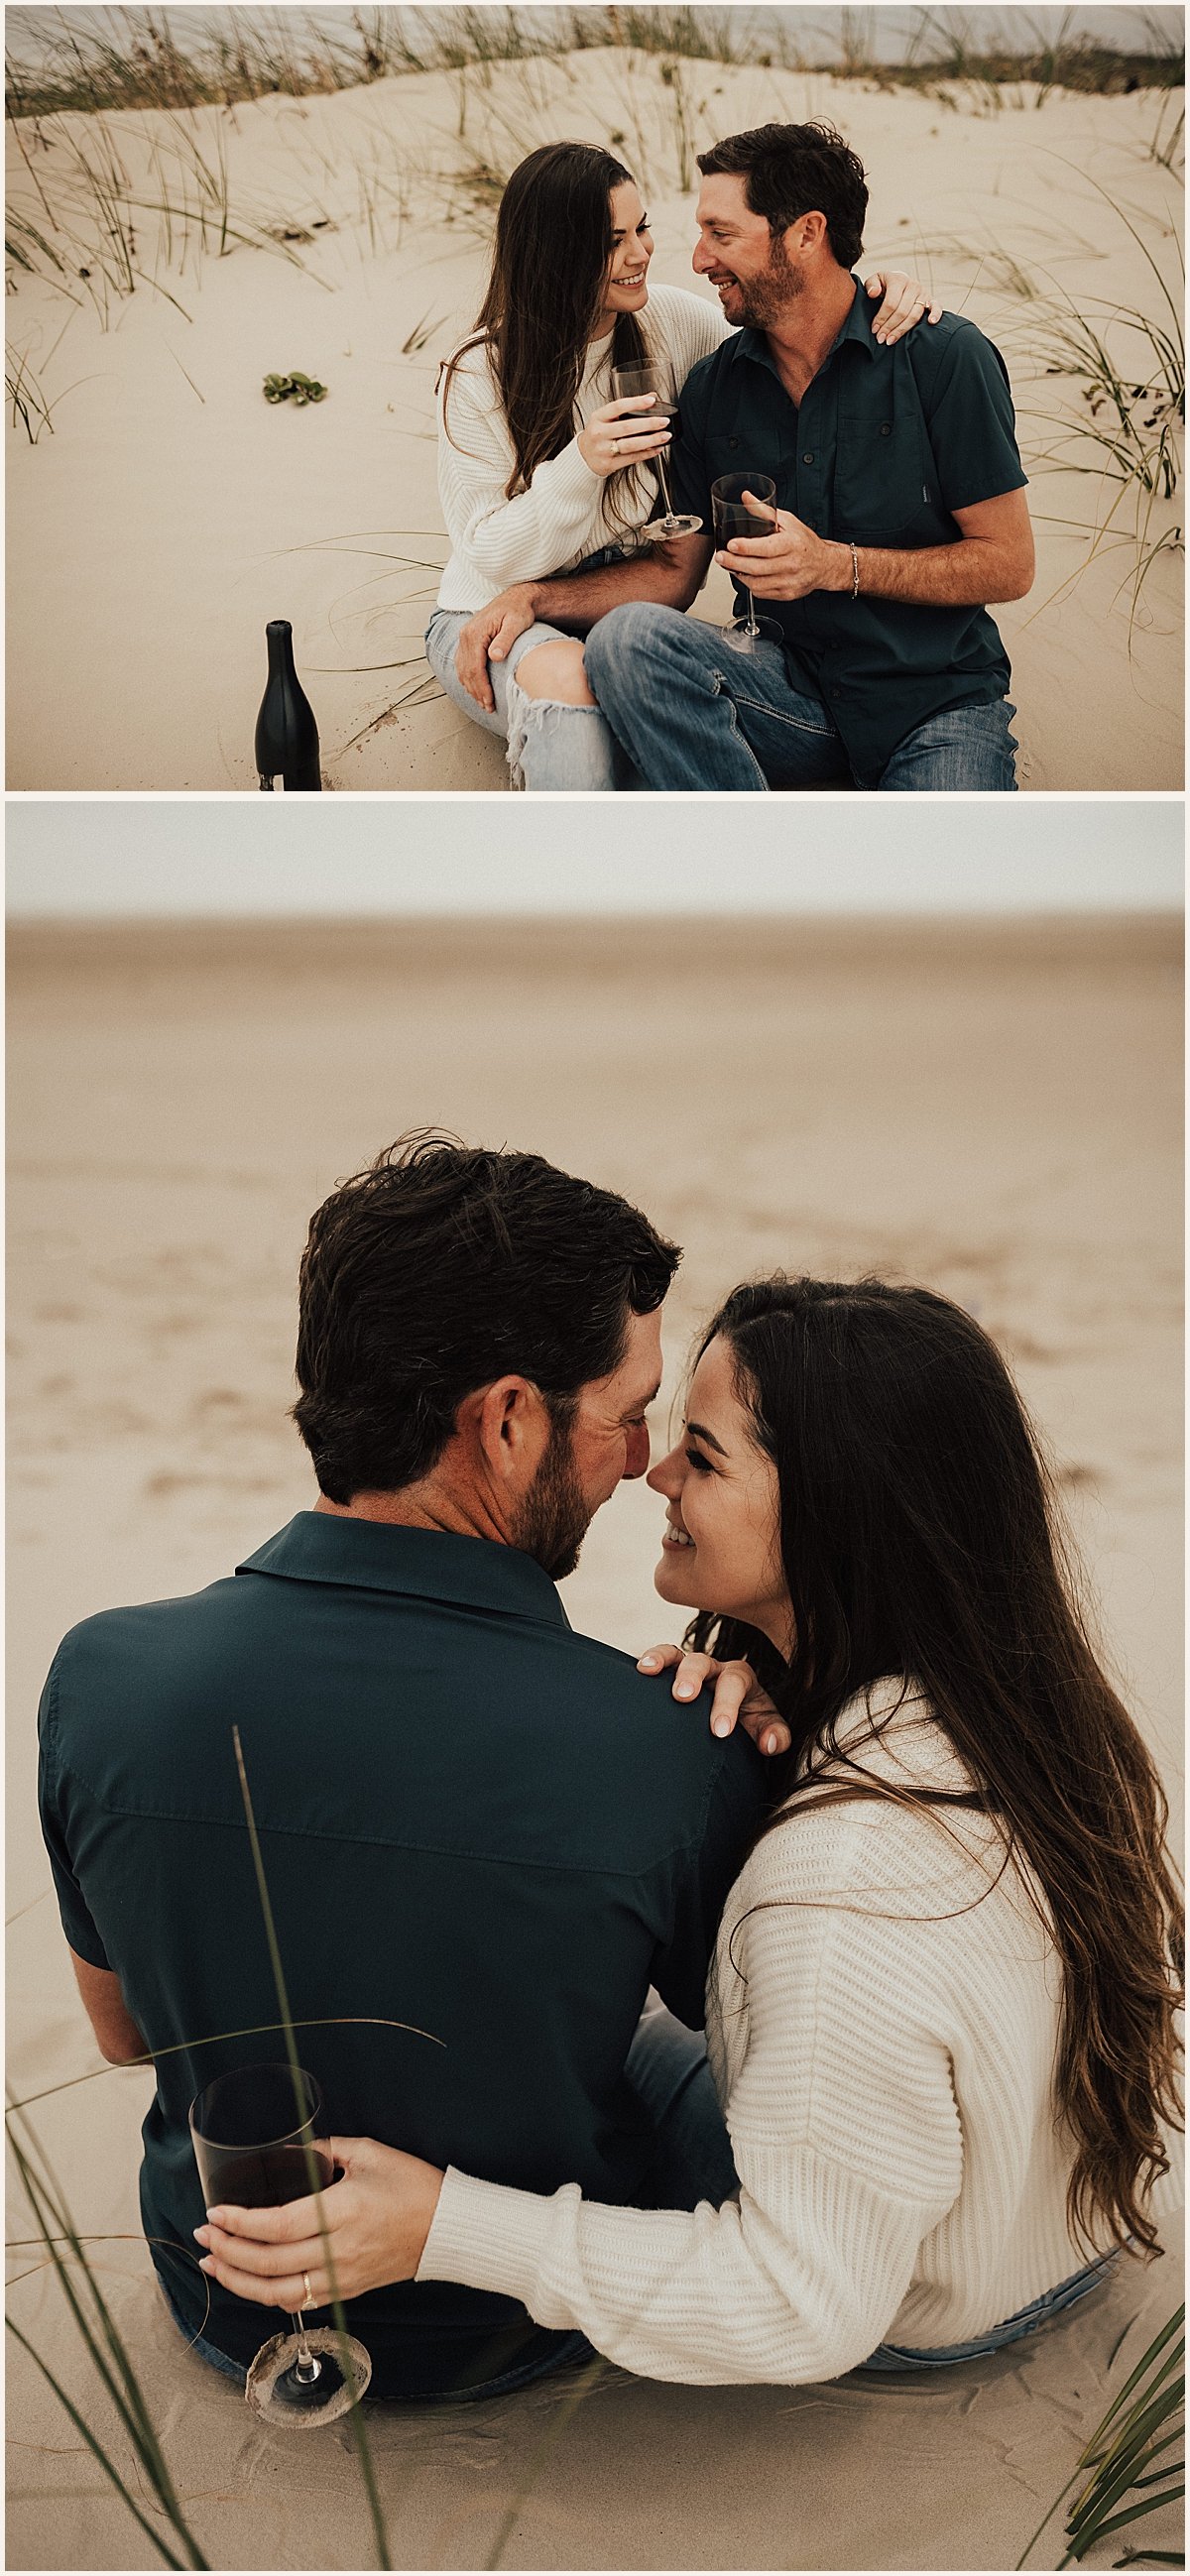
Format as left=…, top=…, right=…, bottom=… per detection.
left=1015, top=2302, right=1185, bottom=2568
left=6, top=5, right=1184, bottom=121
left=6, top=2107, right=212, bottom=2570
left=941, top=177, right=1186, bottom=634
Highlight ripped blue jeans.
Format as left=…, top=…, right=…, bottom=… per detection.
left=425, top=554, right=641, bottom=791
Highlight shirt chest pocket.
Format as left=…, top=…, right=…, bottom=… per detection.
left=833, top=407, right=944, bottom=545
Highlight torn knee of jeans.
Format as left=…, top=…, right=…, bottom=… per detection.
left=505, top=674, right=602, bottom=789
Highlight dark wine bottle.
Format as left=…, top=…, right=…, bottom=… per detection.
left=255, top=620, right=321, bottom=791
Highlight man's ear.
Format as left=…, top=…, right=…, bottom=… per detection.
left=465, top=1377, right=552, bottom=1487
left=788, top=208, right=828, bottom=261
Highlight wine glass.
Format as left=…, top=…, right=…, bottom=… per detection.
left=710, top=473, right=778, bottom=654
left=611, top=364, right=703, bottom=537
left=189, top=2062, right=371, bottom=2427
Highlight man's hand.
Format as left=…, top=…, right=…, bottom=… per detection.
left=637, top=1643, right=791, bottom=1757
left=454, top=585, right=537, bottom=711
left=195, top=2135, right=443, bottom=2307
left=716, top=498, right=849, bottom=603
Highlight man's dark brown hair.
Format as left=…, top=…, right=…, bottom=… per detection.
left=294, top=1131, right=679, bottom=1503
left=697, top=120, right=868, bottom=271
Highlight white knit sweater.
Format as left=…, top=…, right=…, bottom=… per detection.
left=420, top=1682, right=1177, bottom=2384
left=435, top=284, right=728, bottom=612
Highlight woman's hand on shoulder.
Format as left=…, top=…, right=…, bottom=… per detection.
left=194, top=2137, right=442, bottom=2308
left=637, top=1643, right=790, bottom=1756
left=864, top=271, right=943, bottom=345
left=577, top=395, right=673, bottom=479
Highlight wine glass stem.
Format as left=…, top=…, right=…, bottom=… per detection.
left=655, top=446, right=676, bottom=519
left=744, top=587, right=760, bottom=637
left=289, top=2309, right=321, bottom=2384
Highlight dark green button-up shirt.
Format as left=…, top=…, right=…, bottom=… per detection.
left=39, top=1513, right=765, bottom=2396
left=671, top=282, right=1027, bottom=777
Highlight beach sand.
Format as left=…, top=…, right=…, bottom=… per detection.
left=6, top=911, right=1183, bottom=2571
left=6, top=51, right=1184, bottom=791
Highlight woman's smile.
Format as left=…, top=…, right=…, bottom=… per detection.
left=647, top=1335, right=790, bottom=1650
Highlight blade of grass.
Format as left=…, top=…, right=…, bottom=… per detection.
left=231, top=1724, right=393, bottom=2573
left=1016, top=2308, right=1185, bottom=2570
left=6, top=2319, right=192, bottom=2572
left=7, top=2114, right=203, bottom=2512
left=10, top=2010, right=441, bottom=2114
left=6, top=2114, right=210, bottom=2567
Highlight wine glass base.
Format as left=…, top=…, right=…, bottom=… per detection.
left=245, top=2326, right=372, bottom=2427
left=722, top=624, right=764, bottom=654
left=646, top=514, right=703, bottom=538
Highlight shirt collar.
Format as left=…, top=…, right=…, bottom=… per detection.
left=732, top=276, right=876, bottom=379
left=238, top=1512, right=570, bottom=1627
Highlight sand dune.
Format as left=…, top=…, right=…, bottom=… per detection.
left=7, top=911, right=1183, bottom=2570
left=6, top=51, right=1184, bottom=790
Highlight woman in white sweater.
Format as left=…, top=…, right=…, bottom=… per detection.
left=198, top=1279, right=1182, bottom=2385
left=425, top=142, right=934, bottom=788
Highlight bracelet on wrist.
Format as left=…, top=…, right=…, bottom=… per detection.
left=849, top=540, right=861, bottom=598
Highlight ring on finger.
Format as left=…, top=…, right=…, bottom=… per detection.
left=302, top=2271, right=312, bottom=2309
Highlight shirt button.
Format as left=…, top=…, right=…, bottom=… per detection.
left=880, top=423, right=892, bottom=437
left=802, top=451, right=814, bottom=464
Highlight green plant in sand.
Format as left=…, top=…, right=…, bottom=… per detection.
left=1015, top=2303, right=1184, bottom=2569
left=945, top=173, right=1183, bottom=634
left=264, top=370, right=329, bottom=406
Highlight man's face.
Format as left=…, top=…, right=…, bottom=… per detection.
left=692, top=173, right=804, bottom=328
left=511, top=1306, right=663, bottom=1581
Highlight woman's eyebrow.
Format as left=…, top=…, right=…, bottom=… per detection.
left=685, top=1419, right=726, bottom=1456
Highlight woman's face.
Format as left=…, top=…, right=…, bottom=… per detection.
left=595, top=178, right=654, bottom=332
left=648, top=1335, right=792, bottom=1654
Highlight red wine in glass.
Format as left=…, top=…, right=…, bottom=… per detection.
left=710, top=474, right=778, bottom=654
left=611, top=365, right=702, bottom=537
left=190, top=2062, right=370, bottom=2425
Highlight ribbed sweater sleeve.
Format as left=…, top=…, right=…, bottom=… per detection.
left=419, top=1808, right=967, bottom=2384
left=434, top=288, right=730, bottom=603
left=437, top=352, right=605, bottom=587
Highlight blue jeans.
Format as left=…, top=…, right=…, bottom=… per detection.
left=582, top=602, right=1018, bottom=792
left=160, top=2280, right=591, bottom=2402
left=863, top=2250, right=1120, bottom=2370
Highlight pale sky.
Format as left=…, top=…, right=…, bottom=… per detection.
left=5, top=796, right=1183, bottom=914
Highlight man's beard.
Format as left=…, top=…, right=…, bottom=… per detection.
left=510, top=1418, right=590, bottom=1581
left=732, top=237, right=804, bottom=330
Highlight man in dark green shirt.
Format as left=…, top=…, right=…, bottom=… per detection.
left=39, top=1138, right=765, bottom=2401
left=455, top=121, right=1034, bottom=791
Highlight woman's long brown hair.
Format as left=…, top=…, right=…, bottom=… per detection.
left=688, top=1277, right=1183, bottom=2259
left=439, top=141, right=651, bottom=508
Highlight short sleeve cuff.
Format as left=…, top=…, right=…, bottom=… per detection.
left=944, top=469, right=1029, bottom=513
left=58, top=1906, right=111, bottom=1970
